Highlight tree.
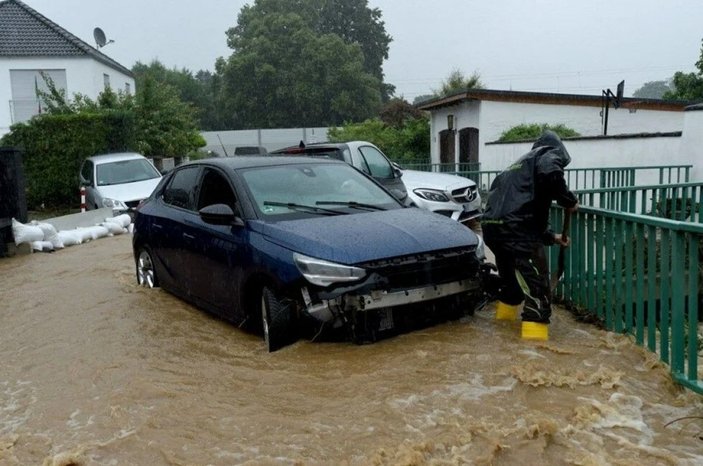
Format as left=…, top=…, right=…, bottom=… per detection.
left=132, top=60, right=224, bottom=130
left=664, top=38, right=703, bottom=101
left=379, top=98, right=425, bottom=128
left=329, top=99, right=430, bottom=164
left=131, top=75, right=205, bottom=156
left=632, top=80, right=673, bottom=99
left=433, top=69, right=485, bottom=98
left=218, top=0, right=389, bottom=128
left=30, top=72, right=204, bottom=157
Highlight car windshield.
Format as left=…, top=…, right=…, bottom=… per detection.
left=96, top=159, right=161, bottom=186
left=241, top=162, right=401, bottom=218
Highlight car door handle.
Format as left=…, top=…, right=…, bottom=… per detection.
left=153, top=223, right=163, bottom=229
left=183, top=232, right=195, bottom=240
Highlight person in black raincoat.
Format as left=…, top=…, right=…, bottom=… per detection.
left=482, top=130, right=578, bottom=341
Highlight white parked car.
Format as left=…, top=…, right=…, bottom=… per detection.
left=399, top=169, right=482, bottom=225
left=79, top=152, right=162, bottom=214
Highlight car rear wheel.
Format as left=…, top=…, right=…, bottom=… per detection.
left=136, top=247, right=158, bottom=288
left=260, top=287, right=296, bottom=352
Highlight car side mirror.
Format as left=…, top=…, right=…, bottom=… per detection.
left=199, top=203, right=243, bottom=226
left=392, top=162, right=403, bottom=178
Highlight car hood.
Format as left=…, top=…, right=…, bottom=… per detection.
left=255, top=208, right=478, bottom=265
left=401, top=170, right=474, bottom=191
left=96, top=178, right=162, bottom=202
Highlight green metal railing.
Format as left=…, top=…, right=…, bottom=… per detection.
left=418, top=165, right=692, bottom=198
left=551, top=205, right=703, bottom=394
left=575, top=182, right=703, bottom=223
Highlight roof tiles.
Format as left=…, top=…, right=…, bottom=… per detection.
left=0, top=0, right=133, bottom=76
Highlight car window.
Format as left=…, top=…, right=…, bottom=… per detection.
left=81, top=160, right=94, bottom=184
left=96, top=158, right=161, bottom=186
left=197, top=168, right=237, bottom=212
left=358, top=146, right=393, bottom=179
left=240, top=163, right=400, bottom=218
left=162, top=166, right=200, bottom=210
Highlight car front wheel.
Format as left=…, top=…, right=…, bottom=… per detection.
left=136, top=247, right=158, bottom=288
left=260, top=287, right=296, bottom=352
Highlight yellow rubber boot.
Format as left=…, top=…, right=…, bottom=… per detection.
left=495, top=301, right=519, bottom=321
left=521, top=322, right=549, bottom=341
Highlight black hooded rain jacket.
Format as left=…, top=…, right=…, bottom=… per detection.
left=482, top=131, right=578, bottom=253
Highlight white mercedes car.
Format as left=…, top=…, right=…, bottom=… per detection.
left=400, top=169, right=482, bottom=225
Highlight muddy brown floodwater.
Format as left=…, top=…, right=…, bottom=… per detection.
left=1, top=233, right=702, bottom=466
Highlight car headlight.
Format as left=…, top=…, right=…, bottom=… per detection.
left=293, top=253, right=366, bottom=287
left=102, top=198, right=128, bottom=210
left=413, top=188, right=450, bottom=203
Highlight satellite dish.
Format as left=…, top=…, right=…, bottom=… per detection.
left=93, top=27, right=107, bottom=48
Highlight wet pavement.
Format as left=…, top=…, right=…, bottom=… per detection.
left=0, top=233, right=702, bottom=465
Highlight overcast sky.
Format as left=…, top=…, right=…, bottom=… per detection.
left=23, top=0, right=703, bottom=100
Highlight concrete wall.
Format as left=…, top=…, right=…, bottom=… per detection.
left=201, top=127, right=331, bottom=156
left=0, top=56, right=135, bottom=136
left=481, top=134, right=690, bottom=188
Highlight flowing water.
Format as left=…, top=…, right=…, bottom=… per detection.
left=0, top=234, right=701, bottom=465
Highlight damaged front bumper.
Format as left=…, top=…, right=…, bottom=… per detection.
left=299, top=275, right=481, bottom=326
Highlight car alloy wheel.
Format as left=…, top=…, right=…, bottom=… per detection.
left=137, top=248, right=157, bottom=288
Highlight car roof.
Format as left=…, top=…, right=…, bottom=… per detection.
left=87, top=152, right=148, bottom=164
left=270, top=143, right=346, bottom=154
left=181, top=156, right=347, bottom=170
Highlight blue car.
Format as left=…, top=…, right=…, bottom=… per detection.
left=133, top=156, right=486, bottom=351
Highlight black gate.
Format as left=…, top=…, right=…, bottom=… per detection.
left=0, top=147, right=27, bottom=257
left=439, top=129, right=455, bottom=172
left=458, top=127, right=479, bottom=171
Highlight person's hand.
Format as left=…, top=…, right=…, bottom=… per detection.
left=567, top=202, right=579, bottom=213
left=554, top=233, right=570, bottom=247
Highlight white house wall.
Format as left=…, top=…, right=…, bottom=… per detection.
left=481, top=135, right=691, bottom=188
left=1, top=56, right=134, bottom=136
left=429, top=99, right=685, bottom=167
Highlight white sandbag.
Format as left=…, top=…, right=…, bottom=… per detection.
left=12, top=218, right=44, bottom=245
left=39, top=241, right=54, bottom=252
left=101, top=221, right=126, bottom=235
left=127, top=223, right=134, bottom=234
left=76, top=228, right=94, bottom=243
left=105, top=214, right=131, bottom=228
left=57, top=230, right=82, bottom=246
left=34, top=222, right=64, bottom=249
left=87, top=225, right=109, bottom=240
left=31, top=240, right=43, bottom=251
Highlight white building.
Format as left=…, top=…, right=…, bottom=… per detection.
left=0, top=0, right=135, bottom=137
left=416, top=89, right=692, bottom=172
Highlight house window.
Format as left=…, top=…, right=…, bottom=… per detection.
left=125, top=82, right=131, bottom=95
left=103, top=74, right=110, bottom=89
left=9, top=69, right=67, bottom=123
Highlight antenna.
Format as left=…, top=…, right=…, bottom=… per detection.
left=93, top=27, right=114, bottom=49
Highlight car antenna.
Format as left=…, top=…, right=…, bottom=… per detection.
left=217, top=134, right=230, bottom=157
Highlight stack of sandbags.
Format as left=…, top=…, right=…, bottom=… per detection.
left=11, top=213, right=134, bottom=253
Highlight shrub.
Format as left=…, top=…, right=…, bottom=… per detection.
left=1, top=111, right=136, bottom=209
left=498, top=123, right=580, bottom=142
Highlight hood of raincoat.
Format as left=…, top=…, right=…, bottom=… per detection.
left=534, top=130, right=571, bottom=177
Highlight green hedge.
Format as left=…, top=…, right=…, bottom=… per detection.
left=1, top=111, right=135, bottom=209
